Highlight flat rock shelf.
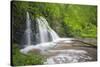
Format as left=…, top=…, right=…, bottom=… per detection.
left=42, top=38, right=97, bottom=64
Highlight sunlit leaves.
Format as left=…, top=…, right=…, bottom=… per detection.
left=12, top=1, right=97, bottom=39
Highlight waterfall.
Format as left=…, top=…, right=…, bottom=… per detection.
left=20, top=12, right=73, bottom=54
left=21, top=12, right=32, bottom=47
left=26, top=12, right=32, bottom=45
left=36, top=16, right=59, bottom=43
left=19, top=12, right=95, bottom=64
left=40, top=17, right=59, bottom=41
left=36, top=17, right=50, bottom=43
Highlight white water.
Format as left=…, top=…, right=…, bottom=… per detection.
left=36, top=16, right=73, bottom=43
left=44, top=49, right=92, bottom=64
left=20, top=12, right=73, bottom=54
left=36, top=16, right=59, bottom=43
left=37, top=17, right=50, bottom=43
left=39, top=17, right=59, bottom=41
left=20, top=13, right=94, bottom=64
left=20, top=42, right=56, bottom=54
left=25, top=12, right=32, bottom=46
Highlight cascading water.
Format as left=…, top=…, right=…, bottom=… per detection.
left=20, top=12, right=95, bottom=64
left=36, top=17, right=50, bottom=43
left=36, top=17, right=59, bottom=43
left=20, top=12, right=73, bottom=54
left=21, top=12, right=33, bottom=48
left=26, top=12, right=31, bottom=46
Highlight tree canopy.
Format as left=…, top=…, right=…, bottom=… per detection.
left=11, top=1, right=97, bottom=43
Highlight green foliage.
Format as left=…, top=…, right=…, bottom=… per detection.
left=64, top=5, right=97, bottom=37
left=11, top=1, right=97, bottom=66
left=12, top=44, right=45, bottom=66
left=12, top=1, right=97, bottom=43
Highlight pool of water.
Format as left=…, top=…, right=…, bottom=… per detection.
left=44, top=48, right=96, bottom=64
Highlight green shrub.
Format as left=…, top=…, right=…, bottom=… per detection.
left=12, top=44, right=45, bottom=66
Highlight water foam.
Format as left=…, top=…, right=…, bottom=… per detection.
left=20, top=13, right=73, bottom=54
left=44, top=49, right=92, bottom=64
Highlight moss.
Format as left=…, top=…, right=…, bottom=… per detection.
left=12, top=44, right=45, bottom=66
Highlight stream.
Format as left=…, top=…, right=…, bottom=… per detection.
left=20, top=13, right=97, bottom=65
left=42, top=38, right=97, bottom=64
